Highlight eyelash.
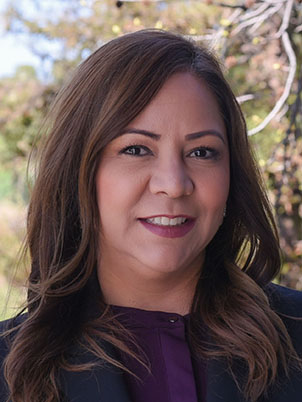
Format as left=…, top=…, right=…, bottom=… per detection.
left=119, top=144, right=151, bottom=157
left=119, top=144, right=219, bottom=159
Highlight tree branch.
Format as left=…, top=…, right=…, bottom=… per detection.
left=236, top=94, right=256, bottom=104
left=248, top=32, right=297, bottom=136
left=239, top=2, right=269, bottom=22
left=276, top=0, right=294, bottom=37
left=211, top=2, right=247, bottom=11
left=232, top=3, right=282, bottom=35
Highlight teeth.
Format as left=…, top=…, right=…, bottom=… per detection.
left=146, top=216, right=187, bottom=226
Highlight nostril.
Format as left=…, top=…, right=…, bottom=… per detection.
left=149, top=171, right=194, bottom=198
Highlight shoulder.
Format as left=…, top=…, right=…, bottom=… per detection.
left=265, top=283, right=302, bottom=355
left=0, top=313, right=27, bottom=336
left=265, top=283, right=302, bottom=317
left=0, top=314, right=27, bottom=401
left=0, top=314, right=28, bottom=359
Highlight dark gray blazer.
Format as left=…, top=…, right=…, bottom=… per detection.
left=1, top=284, right=302, bottom=402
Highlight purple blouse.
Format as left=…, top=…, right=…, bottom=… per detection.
left=111, top=306, right=207, bottom=402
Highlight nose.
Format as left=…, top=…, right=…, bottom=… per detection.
left=149, top=157, right=194, bottom=198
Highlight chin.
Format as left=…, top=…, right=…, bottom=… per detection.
left=136, top=253, right=199, bottom=278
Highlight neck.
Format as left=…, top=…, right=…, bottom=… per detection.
left=98, top=261, right=201, bottom=316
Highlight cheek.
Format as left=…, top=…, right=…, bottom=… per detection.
left=196, top=166, right=229, bottom=209
left=96, top=168, right=117, bottom=219
left=215, top=169, right=229, bottom=200
left=96, top=165, right=143, bottom=219
left=96, top=170, right=123, bottom=241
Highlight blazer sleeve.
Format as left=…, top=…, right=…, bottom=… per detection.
left=0, top=318, right=13, bottom=402
left=266, top=283, right=302, bottom=355
left=0, top=315, right=27, bottom=402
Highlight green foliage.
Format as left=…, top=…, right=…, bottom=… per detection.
left=0, top=169, right=13, bottom=200
left=0, top=202, right=27, bottom=281
left=0, top=280, right=26, bottom=321
left=0, top=66, right=44, bottom=162
left=0, top=202, right=28, bottom=319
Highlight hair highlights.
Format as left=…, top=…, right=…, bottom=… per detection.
left=3, top=30, right=299, bottom=402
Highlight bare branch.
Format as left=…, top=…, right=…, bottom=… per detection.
left=236, top=94, right=255, bottom=104
left=295, top=24, right=302, bottom=33
left=262, top=0, right=286, bottom=4
left=248, top=32, right=297, bottom=136
left=211, top=1, right=247, bottom=10
left=288, top=65, right=302, bottom=130
left=239, top=2, right=270, bottom=22
left=232, top=3, right=282, bottom=35
left=275, top=104, right=289, bottom=122
left=276, top=0, right=294, bottom=37
left=189, top=8, right=243, bottom=49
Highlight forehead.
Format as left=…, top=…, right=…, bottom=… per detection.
left=128, top=72, right=226, bottom=141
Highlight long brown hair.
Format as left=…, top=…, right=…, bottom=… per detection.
left=3, top=29, right=299, bottom=402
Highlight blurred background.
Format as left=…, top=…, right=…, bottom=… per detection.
left=0, top=0, right=301, bottom=320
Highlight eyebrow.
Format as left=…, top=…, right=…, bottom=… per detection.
left=121, top=128, right=226, bottom=144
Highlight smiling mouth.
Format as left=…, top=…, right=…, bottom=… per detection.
left=138, top=216, right=196, bottom=238
left=144, top=216, right=188, bottom=226
left=139, top=215, right=195, bottom=226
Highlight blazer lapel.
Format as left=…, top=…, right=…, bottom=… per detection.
left=60, top=341, right=133, bottom=402
left=61, top=339, right=245, bottom=402
left=61, top=354, right=245, bottom=402
left=205, top=359, right=246, bottom=402
left=61, top=363, right=132, bottom=402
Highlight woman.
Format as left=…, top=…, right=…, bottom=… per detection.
left=0, top=29, right=302, bottom=402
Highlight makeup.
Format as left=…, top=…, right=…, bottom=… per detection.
left=139, top=218, right=196, bottom=238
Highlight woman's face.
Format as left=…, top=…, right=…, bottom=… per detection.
left=96, top=72, right=229, bottom=282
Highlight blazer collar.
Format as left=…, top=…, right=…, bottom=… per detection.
left=61, top=363, right=132, bottom=402
left=60, top=342, right=246, bottom=402
left=205, top=359, right=247, bottom=402
left=60, top=341, right=133, bottom=402
left=61, top=358, right=246, bottom=402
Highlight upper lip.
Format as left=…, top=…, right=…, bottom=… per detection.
left=139, top=214, right=195, bottom=220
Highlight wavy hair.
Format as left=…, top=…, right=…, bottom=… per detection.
left=3, top=29, right=299, bottom=402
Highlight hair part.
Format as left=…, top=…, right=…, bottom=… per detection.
left=3, top=29, right=300, bottom=402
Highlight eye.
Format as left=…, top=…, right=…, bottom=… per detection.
left=119, top=145, right=152, bottom=157
left=188, top=147, right=219, bottom=159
